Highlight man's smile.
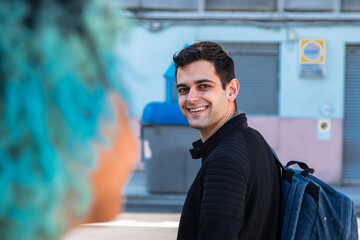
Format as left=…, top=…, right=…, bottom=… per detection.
left=188, top=106, right=209, bottom=113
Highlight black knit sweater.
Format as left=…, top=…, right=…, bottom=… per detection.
left=177, top=114, right=281, bottom=240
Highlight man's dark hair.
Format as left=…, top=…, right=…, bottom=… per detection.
left=173, top=41, right=235, bottom=90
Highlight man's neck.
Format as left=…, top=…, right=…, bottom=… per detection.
left=200, top=110, right=237, bottom=142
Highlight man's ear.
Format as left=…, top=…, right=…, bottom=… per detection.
left=227, top=78, right=240, bottom=102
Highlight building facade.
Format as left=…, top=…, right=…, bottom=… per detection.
left=119, top=0, right=360, bottom=184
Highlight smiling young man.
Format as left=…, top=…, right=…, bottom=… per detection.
left=174, top=41, right=281, bottom=240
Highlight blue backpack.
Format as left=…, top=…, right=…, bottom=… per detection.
left=271, top=149, right=359, bottom=240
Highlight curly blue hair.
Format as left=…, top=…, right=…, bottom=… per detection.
left=0, top=0, right=129, bottom=239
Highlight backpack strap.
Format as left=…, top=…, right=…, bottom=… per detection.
left=286, top=160, right=315, bottom=177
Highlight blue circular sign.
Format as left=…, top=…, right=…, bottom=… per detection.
left=303, top=42, right=322, bottom=61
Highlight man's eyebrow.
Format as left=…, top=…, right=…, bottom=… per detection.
left=176, top=83, right=188, bottom=89
left=195, top=79, right=215, bottom=84
left=176, top=79, right=215, bottom=89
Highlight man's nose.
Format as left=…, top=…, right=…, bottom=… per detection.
left=187, top=88, right=200, bottom=103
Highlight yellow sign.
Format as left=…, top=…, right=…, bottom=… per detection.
left=317, top=119, right=331, bottom=141
left=300, top=39, right=325, bottom=64
left=319, top=120, right=330, bottom=131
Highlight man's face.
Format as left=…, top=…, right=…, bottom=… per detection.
left=176, top=60, right=237, bottom=141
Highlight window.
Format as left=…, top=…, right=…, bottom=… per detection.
left=342, top=0, right=360, bottom=11
left=206, top=0, right=276, bottom=11
left=284, top=0, right=333, bottom=11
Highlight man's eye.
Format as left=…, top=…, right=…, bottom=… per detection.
left=178, top=88, right=188, bottom=94
left=199, top=84, right=210, bottom=89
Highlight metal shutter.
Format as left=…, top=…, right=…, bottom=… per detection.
left=343, top=45, right=360, bottom=184
left=219, top=43, right=279, bottom=115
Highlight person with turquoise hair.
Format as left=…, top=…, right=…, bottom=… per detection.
left=0, top=1, right=137, bottom=239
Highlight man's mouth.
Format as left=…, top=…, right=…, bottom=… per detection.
left=188, top=106, right=208, bottom=113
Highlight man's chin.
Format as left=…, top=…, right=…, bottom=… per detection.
left=187, top=121, right=205, bottom=130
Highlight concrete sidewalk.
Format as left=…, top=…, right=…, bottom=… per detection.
left=123, top=171, right=360, bottom=215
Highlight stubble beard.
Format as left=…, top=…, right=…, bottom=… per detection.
left=186, top=112, right=215, bottom=137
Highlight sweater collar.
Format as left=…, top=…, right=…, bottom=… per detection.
left=189, top=113, right=248, bottom=161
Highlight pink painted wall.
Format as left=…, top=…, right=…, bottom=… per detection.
left=248, top=117, right=344, bottom=184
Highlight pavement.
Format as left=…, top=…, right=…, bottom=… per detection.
left=123, top=171, right=360, bottom=216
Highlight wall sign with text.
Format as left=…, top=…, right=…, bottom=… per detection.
left=299, top=39, right=326, bottom=78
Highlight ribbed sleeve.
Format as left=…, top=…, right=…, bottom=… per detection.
left=201, top=132, right=250, bottom=221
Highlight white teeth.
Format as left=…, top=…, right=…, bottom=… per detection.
left=189, top=107, right=207, bottom=112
